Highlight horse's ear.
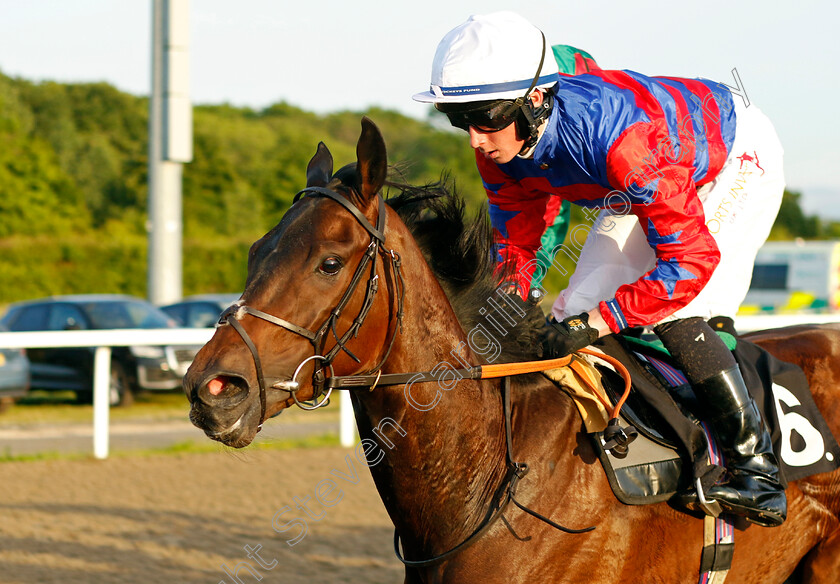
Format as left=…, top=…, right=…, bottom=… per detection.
left=356, top=117, right=387, bottom=202
left=306, top=142, right=333, bottom=188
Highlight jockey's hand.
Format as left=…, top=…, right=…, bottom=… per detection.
left=540, top=313, right=600, bottom=359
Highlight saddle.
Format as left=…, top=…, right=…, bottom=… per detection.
left=545, top=330, right=840, bottom=507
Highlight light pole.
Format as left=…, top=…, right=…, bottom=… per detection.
left=148, top=0, right=192, bottom=305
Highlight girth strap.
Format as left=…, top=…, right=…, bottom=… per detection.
left=700, top=515, right=734, bottom=583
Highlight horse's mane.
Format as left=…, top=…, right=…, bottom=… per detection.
left=385, top=177, right=544, bottom=363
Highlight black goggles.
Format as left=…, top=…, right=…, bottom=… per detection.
left=438, top=100, right=519, bottom=133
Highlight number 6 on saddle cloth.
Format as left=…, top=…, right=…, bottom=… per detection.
left=561, top=332, right=840, bottom=507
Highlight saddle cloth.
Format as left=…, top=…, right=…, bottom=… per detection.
left=544, top=332, right=840, bottom=505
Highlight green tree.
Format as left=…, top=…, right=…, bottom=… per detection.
left=4, top=71, right=834, bottom=306
left=768, top=190, right=821, bottom=240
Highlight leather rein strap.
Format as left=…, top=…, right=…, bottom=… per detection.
left=325, top=355, right=575, bottom=389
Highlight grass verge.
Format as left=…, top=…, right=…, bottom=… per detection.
left=0, top=431, right=341, bottom=463
left=0, top=389, right=340, bottom=426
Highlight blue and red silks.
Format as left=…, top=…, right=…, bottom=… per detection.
left=480, top=68, right=737, bottom=332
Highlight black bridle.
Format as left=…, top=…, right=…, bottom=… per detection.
left=217, top=185, right=405, bottom=419
left=216, top=183, right=595, bottom=568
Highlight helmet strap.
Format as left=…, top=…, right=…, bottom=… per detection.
left=501, top=31, right=552, bottom=154
left=508, top=32, right=547, bottom=112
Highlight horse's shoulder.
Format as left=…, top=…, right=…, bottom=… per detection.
left=509, top=375, right=603, bottom=487
left=513, top=374, right=584, bottom=441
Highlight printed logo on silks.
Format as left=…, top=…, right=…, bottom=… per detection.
left=736, top=151, right=765, bottom=176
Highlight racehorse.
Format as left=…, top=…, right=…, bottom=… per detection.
left=184, top=118, right=840, bottom=583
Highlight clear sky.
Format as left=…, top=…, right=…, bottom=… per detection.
left=2, top=0, right=837, bottom=217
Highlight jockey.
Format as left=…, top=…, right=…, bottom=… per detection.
left=413, top=11, right=787, bottom=527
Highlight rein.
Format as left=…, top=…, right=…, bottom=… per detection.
left=218, top=184, right=637, bottom=568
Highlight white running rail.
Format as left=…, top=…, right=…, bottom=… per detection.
left=1, top=313, right=838, bottom=458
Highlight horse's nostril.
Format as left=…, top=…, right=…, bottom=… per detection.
left=208, top=377, right=225, bottom=396
left=199, top=374, right=250, bottom=406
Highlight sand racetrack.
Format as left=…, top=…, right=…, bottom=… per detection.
left=0, top=447, right=404, bottom=583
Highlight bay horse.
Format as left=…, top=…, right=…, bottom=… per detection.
left=184, top=118, right=840, bottom=583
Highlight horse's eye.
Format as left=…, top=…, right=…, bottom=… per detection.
left=319, top=257, right=343, bottom=275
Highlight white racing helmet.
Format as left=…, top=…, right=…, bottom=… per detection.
left=412, top=11, right=559, bottom=104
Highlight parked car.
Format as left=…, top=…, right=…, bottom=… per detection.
left=160, top=294, right=240, bottom=328
left=0, top=295, right=192, bottom=406
left=0, top=323, right=31, bottom=412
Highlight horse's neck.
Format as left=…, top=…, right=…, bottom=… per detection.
left=352, top=231, right=512, bottom=549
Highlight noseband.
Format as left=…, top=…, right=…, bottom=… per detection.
left=217, top=185, right=404, bottom=421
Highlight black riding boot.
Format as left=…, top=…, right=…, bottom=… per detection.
left=692, top=365, right=787, bottom=527
left=655, top=317, right=787, bottom=527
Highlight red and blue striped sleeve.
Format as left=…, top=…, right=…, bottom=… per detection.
left=599, top=122, right=721, bottom=332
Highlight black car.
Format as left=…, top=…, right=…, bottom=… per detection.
left=0, top=323, right=31, bottom=411
left=0, top=295, right=191, bottom=406
left=160, top=294, right=240, bottom=328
